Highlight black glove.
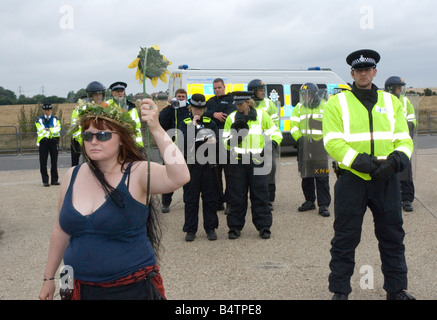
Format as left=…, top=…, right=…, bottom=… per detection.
left=370, top=150, right=407, bottom=181
left=370, top=158, right=396, bottom=181
left=351, top=153, right=378, bottom=174
left=231, top=120, right=249, bottom=146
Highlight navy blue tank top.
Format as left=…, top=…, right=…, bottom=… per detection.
left=59, top=163, right=156, bottom=282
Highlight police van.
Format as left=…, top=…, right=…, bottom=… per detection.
left=168, top=66, right=349, bottom=147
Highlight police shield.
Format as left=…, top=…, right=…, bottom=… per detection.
left=298, top=89, right=329, bottom=178
left=399, top=94, right=419, bottom=181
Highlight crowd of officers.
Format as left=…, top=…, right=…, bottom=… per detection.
left=35, top=49, right=417, bottom=300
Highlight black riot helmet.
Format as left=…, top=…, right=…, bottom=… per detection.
left=385, top=76, right=406, bottom=98
left=86, top=81, right=106, bottom=101
left=300, top=83, right=321, bottom=108
left=248, top=79, right=266, bottom=100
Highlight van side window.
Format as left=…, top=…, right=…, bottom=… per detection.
left=290, top=84, right=327, bottom=106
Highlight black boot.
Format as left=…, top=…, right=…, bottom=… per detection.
left=332, top=292, right=348, bottom=300
left=298, top=201, right=315, bottom=212
left=228, top=229, right=241, bottom=240
left=318, top=206, right=330, bottom=217
left=185, top=232, right=196, bottom=242
left=386, top=290, right=416, bottom=300
left=259, top=228, right=271, bottom=239
left=402, top=201, right=413, bottom=212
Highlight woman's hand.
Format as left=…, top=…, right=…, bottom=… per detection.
left=140, top=99, right=160, bottom=133
left=192, top=115, right=201, bottom=126
left=39, top=280, right=55, bottom=300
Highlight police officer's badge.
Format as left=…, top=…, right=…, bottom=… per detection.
left=269, top=89, right=279, bottom=102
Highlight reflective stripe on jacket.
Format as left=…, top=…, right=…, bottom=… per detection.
left=35, top=115, right=61, bottom=146
left=290, top=101, right=326, bottom=142
left=223, top=108, right=281, bottom=156
left=323, top=90, right=413, bottom=180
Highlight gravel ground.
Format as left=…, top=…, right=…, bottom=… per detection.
left=1, top=151, right=436, bottom=300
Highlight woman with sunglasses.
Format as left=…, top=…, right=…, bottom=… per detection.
left=39, top=99, right=190, bottom=300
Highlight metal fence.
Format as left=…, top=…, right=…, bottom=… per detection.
left=1, top=112, right=437, bottom=156
left=0, top=124, right=73, bottom=156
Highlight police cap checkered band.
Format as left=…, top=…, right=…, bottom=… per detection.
left=232, top=91, right=252, bottom=104
left=190, top=93, right=206, bottom=107
left=110, top=81, right=127, bottom=91
left=346, top=49, right=380, bottom=69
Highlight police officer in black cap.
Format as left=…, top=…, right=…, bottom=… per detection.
left=35, top=103, right=61, bottom=186
left=108, top=81, right=144, bottom=147
left=323, top=49, right=415, bottom=300
left=180, top=94, right=219, bottom=241
left=108, top=82, right=136, bottom=111
left=223, top=91, right=279, bottom=240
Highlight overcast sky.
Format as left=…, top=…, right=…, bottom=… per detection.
left=1, top=0, right=436, bottom=98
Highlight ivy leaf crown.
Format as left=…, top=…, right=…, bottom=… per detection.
left=74, top=99, right=137, bottom=134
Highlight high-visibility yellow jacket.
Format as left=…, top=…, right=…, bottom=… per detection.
left=290, top=101, right=326, bottom=143
left=223, top=108, right=282, bottom=162
left=70, top=107, right=82, bottom=144
left=399, top=95, right=417, bottom=128
left=323, top=90, right=414, bottom=180
left=255, top=98, right=280, bottom=125
left=35, top=115, right=61, bottom=146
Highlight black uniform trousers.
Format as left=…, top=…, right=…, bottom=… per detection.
left=183, top=163, right=219, bottom=233
left=39, top=138, right=59, bottom=184
left=267, top=146, right=279, bottom=203
left=226, top=162, right=272, bottom=231
left=329, top=171, right=408, bottom=295
left=162, top=192, right=173, bottom=207
left=301, top=176, right=331, bottom=207
left=400, top=161, right=415, bottom=203
left=71, top=138, right=81, bottom=167
left=215, top=145, right=231, bottom=207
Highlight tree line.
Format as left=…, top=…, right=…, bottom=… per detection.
left=0, top=86, right=138, bottom=105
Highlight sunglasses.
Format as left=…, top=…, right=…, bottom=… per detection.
left=83, top=131, right=115, bottom=142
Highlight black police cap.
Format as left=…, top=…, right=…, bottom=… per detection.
left=42, top=103, right=53, bottom=110
left=346, top=49, right=380, bottom=70
left=232, top=91, right=252, bottom=105
left=189, top=93, right=207, bottom=108
left=110, top=81, right=127, bottom=91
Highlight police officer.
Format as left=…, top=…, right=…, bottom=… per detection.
left=323, top=49, right=415, bottom=300
left=204, top=78, right=237, bottom=212
left=180, top=94, right=219, bottom=241
left=223, top=91, right=282, bottom=240
left=70, top=81, right=108, bottom=166
left=248, top=79, right=283, bottom=210
left=290, top=83, right=331, bottom=217
left=385, top=76, right=417, bottom=212
left=158, top=88, right=191, bottom=213
left=108, top=81, right=144, bottom=147
left=35, top=103, right=61, bottom=187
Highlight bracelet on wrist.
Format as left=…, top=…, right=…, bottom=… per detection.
left=43, top=277, right=55, bottom=281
